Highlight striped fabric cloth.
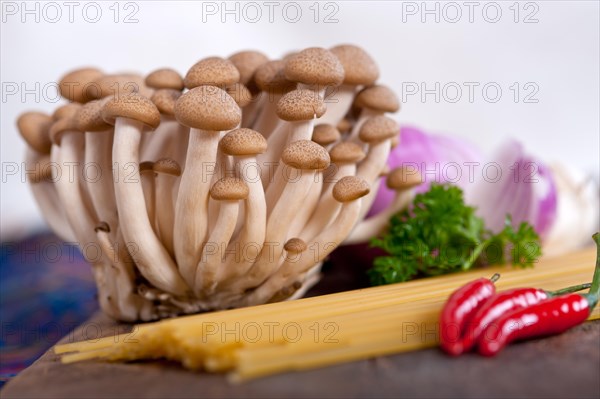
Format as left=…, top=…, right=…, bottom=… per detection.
left=0, top=231, right=98, bottom=386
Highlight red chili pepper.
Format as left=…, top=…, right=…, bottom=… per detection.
left=478, top=292, right=596, bottom=356
left=478, top=232, right=600, bottom=356
left=461, top=283, right=591, bottom=352
left=439, top=273, right=500, bottom=356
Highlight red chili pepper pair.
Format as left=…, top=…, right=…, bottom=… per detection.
left=440, top=232, right=600, bottom=357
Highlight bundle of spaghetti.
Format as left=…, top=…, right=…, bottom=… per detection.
left=55, top=248, right=599, bottom=382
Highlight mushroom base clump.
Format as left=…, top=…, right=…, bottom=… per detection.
left=18, top=45, right=415, bottom=321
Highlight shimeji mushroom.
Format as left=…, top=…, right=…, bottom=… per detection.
left=145, top=89, right=187, bottom=165
left=184, top=57, right=240, bottom=89
left=321, top=44, right=380, bottom=125
left=234, top=140, right=330, bottom=294
left=214, top=128, right=268, bottom=287
left=144, top=68, right=184, bottom=91
left=311, top=123, right=341, bottom=149
left=94, top=221, right=150, bottom=321
left=173, top=86, right=241, bottom=287
left=284, top=47, right=345, bottom=99
left=77, top=99, right=118, bottom=230
left=194, top=177, right=249, bottom=296
left=345, top=167, right=423, bottom=245
left=153, top=158, right=181, bottom=258
left=58, top=67, right=104, bottom=103
left=102, top=93, right=190, bottom=296
left=139, top=161, right=156, bottom=231
left=263, top=89, right=326, bottom=199
left=337, top=118, right=352, bottom=135
left=228, top=50, right=269, bottom=127
left=49, top=115, right=117, bottom=315
left=300, top=141, right=366, bottom=241
left=92, top=73, right=152, bottom=99
left=252, top=60, right=296, bottom=137
left=349, top=84, right=400, bottom=143
left=356, top=115, right=399, bottom=221
left=242, top=176, right=370, bottom=306
left=17, top=112, right=72, bottom=241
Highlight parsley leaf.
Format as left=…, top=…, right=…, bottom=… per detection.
left=368, top=184, right=542, bottom=285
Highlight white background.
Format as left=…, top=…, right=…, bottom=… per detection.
left=1, top=0, right=599, bottom=238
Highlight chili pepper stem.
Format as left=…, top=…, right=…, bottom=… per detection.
left=589, top=233, right=600, bottom=297
left=489, top=273, right=500, bottom=283
left=548, top=283, right=592, bottom=296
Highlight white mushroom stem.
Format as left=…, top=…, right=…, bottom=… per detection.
left=207, top=136, right=233, bottom=233
left=300, top=163, right=356, bottom=241
left=348, top=108, right=380, bottom=143
left=173, top=128, right=220, bottom=285
left=252, top=93, right=284, bottom=138
left=343, top=190, right=414, bottom=245
left=51, top=133, right=114, bottom=316
left=140, top=167, right=156, bottom=232
left=25, top=149, right=75, bottom=241
left=236, top=170, right=315, bottom=291
left=95, top=224, right=146, bottom=322
left=243, top=196, right=363, bottom=306
left=241, top=95, right=266, bottom=128
left=287, top=177, right=322, bottom=239
left=319, top=85, right=357, bottom=125
left=356, top=140, right=392, bottom=220
left=297, top=84, right=326, bottom=100
left=195, top=199, right=240, bottom=295
left=264, top=118, right=316, bottom=208
left=141, top=117, right=180, bottom=162
left=84, top=129, right=118, bottom=230
left=258, top=122, right=288, bottom=189
left=113, top=117, right=189, bottom=295
left=155, top=173, right=178, bottom=258
left=217, top=157, right=267, bottom=285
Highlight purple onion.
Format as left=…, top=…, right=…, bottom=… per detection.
left=368, top=125, right=483, bottom=216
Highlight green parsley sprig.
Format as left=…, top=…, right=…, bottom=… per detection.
left=369, top=184, right=542, bottom=286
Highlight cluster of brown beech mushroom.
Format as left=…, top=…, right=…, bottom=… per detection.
left=17, top=45, right=422, bottom=321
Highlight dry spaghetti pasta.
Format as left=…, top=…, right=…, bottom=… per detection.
left=55, top=248, right=599, bottom=382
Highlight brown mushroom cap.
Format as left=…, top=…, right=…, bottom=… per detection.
left=153, top=158, right=182, bottom=176
left=59, top=67, right=104, bottom=103
left=312, top=124, right=340, bottom=146
left=17, top=112, right=53, bottom=154
left=184, top=57, right=240, bottom=89
left=329, top=141, right=366, bottom=164
left=281, top=140, right=330, bottom=170
left=220, top=128, right=267, bottom=156
left=145, top=68, right=184, bottom=91
left=77, top=100, right=112, bottom=132
left=174, top=86, right=241, bottom=131
left=92, top=74, right=146, bottom=99
left=139, top=161, right=155, bottom=174
left=284, top=237, right=307, bottom=253
left=225, top=83, right=253, bottom=108
left=53, top=103, right=83, bottom=121
left=102, top=93, right=161, bottom=129
left=354, top=85, right=400, bottom=113
left=332, top=176, right=370, bottom=202
left=330, top=44, right=379, bottom=86
left=150, top=89, right=182, bottom=116
left=337, top=118, right=352, bottom=134
left=210, top=177, right=249, bottom=201
left=284, top=48, right=345, bottom=87
left=386, top=167, right=423, bottom=190
left=276, top=89, right=326, bottom=122
left=49, top=116, right=82, bottom=145
left=358, top=116, right=399, bottom=143
left=254, top=60, right=296, bottom=94
left=228, top=50, right=269, bottom=86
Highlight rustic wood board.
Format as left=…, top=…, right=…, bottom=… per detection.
left=2, top=248, right=600, bottom=398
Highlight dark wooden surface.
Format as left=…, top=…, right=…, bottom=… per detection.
left=3, top=257, right=600, bottom=398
